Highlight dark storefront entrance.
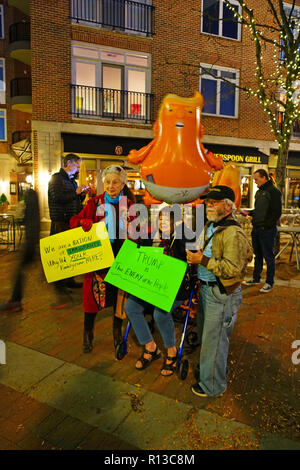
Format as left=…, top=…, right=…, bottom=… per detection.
left=205, top=144, right=269, bottom=208
left=62, top=132, right=151, bottom=200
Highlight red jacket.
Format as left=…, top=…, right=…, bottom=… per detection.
left=70, top=193, right=134, bottom=313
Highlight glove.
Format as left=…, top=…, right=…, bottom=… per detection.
left=80, top=219, right=93, bottom=232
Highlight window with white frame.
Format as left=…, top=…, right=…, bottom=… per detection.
left=0, top=109, right=6, bottom=141
left=0, top=5, right=3, bottom=39
left=201, top=0, right=241, bottom=41
left=0, top=59, right=5, bottom=104
left=72, top=43, right=151, bottom=120
left=200, top=64, right=239, bottom=117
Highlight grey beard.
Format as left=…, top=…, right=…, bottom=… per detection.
left=206, top=213, right=218, bottom=222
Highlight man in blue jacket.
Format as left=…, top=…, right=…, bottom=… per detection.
left=243, top=169, right=282, bottom=293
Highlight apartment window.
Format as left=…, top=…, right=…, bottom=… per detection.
left=0, top=59, right=5, bottom=104
left=280, top=4, right=300, bottom=61
left=283, top=3, right=300, bottom=37
left=0, top=109, right=6, bottom=140
left=72, top=44, right=151, bottom=120
left=200, top=64, right=239, bottom=117
left=0, top=5, right=3, bottom=39
left=202, top=0, right=241, bottom=41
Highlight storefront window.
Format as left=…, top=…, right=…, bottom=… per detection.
left=239, top=167, right=251, bottom=208
left=241, top=176, right=251, bottom=207
left=126, top=171, right=145, bottom=203
left=86, top=170, right=97, bottom=197
left=287, top=177, right=300, bottom=208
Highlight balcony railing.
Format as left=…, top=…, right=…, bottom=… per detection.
left=11, top=77, right=32, bottom=98
left=9, top=22, right=30, bottom=43
left=71, top=84, right=153, bottom=123
left=70, top=0, right=154, bottom=37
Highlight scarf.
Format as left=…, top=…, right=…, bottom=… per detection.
left=104, top=192, right=124, bottom=243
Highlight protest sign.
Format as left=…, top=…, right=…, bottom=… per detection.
left=40, top=222, right=114, bottom=282
left=105, top=239, right=187, bottom=312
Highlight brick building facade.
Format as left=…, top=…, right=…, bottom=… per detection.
left=1, top=0, right=300, bottom=222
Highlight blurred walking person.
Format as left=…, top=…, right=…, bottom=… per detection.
left=0, top=188, right=40, bottom=313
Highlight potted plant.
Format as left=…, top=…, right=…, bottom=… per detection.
left=0, top=193, right=9, bottom=213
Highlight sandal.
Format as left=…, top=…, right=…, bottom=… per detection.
left=135, top=346, right=161, bottom=370
left=160, top=353, right=178, bottom=377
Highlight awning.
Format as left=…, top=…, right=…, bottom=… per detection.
left=62, top=133, right=151, bottom=156
left=288, top=152, right=300, bottom=166
left=205, top=144, right=269, bottom=165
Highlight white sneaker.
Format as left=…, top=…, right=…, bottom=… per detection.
left=259, top=283, right=273, bottom=293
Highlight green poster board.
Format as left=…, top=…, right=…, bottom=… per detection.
left=105, top=240, right=187, bottom=312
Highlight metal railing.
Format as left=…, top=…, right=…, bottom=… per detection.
left=10, top=77, right=32, bottom=97
left=71, top=84, right=153, bottom=122
left=9, top=22, right=30, bottom=43
left=70, top=0, right=154, bottom=36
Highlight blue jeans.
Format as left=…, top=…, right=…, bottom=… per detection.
left=125, top=295, right=182, bottom=349
left=197, top=285, right=242, bottom=396
left=252, top=226, right=277, bottom=286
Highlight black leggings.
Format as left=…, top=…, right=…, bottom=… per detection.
left=84, top=312, right=97, bottom=332
left=84, top=283, right=120, bottom=332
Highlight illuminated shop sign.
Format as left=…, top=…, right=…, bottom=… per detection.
left=215, top=154, right=265, bottom=164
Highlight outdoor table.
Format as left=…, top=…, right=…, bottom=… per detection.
left=0, top=214, right=16, bottom=251
left=276, top=226, right=300, bottom=270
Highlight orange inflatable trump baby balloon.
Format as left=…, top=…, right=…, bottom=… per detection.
left=127, top=92, right=224, bottom=205
left=212, top=162, right=241, bottom=209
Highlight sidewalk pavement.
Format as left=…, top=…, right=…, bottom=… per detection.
left=0, top=249, right=299, bottom=450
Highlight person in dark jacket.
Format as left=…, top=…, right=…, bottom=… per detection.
left=48, top=154, right=88, bottom=234
left=242, top=169, right=282, bottom=293
left=48, top=154, right=89, bottom=306
left=125, top=205, right=195, bottom=377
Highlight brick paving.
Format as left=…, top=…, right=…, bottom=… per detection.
left=0, top=247, right=300, bottom=450
left=0, top=384, right=138, bottom=450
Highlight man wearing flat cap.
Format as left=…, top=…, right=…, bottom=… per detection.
left=186, top=185, right=252, bottom=398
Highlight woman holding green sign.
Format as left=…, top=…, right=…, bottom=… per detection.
left=70, top=165, right=135, bottom=354
left=125, top=206, right=195, bottom=376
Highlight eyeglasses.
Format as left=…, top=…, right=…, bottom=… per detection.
left=205, top=199, right=224, bottom=206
